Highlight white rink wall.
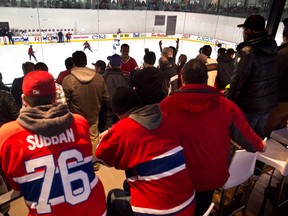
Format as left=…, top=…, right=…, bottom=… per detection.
left=0, top=8, right=284, bottom=46
left=0, top=8, right=247, bottom=44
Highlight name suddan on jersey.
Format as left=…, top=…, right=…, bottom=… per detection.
left=26, top=128, right=75, bottom=151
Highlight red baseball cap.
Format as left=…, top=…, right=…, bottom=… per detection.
left=23, top=70, right=56, bottom=97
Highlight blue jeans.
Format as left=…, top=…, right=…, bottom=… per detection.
left=245, top=110, right=272, bottom=176
left=244, top=110, right=272, bottom=139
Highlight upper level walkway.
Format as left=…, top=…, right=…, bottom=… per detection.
left=0, top=0, right=276, bottom=19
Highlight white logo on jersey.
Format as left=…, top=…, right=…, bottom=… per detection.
left=27, top=128, right=75, bottom=151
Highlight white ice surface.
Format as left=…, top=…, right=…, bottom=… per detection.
left=0, top=38, right=216, bottom=85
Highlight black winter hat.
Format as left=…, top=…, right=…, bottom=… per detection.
left=111, top=86, right=141, bottom=115
left=237, top=14, right=265, bottom=31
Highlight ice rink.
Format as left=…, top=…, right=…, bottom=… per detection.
left=0, top=38, right=217, bottom=85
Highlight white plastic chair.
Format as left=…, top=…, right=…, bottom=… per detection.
left=218, top=149, right=258, bottom=216
left=203, top=202, right=215, bottom=216
left=257, top=138, right=288, bottom=216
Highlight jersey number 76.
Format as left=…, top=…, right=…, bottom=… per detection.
left=25, top=149, right=92, bottom=214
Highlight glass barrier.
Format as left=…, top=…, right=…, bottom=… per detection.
left=1, top=0, right=283, bottom=37
left=0, top=0, right=277, bottom=18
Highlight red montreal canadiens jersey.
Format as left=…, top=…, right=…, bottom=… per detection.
left=121, top=56, right=138, bottom=75
left=96, top=114, right=195, bottom=216
left=28, top=47, right=33, bottom=54
left=0, top=114, right=106, bottom=216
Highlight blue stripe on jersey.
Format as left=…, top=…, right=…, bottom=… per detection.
left=125, top=149, right=185, bottom=179
left=20, top=161, right=95, bottom=202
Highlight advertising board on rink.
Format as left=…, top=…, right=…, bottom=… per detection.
left=0, top=33, right=236, bottom=49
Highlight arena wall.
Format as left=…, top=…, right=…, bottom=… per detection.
left=0, top=8, right=245, bottom=43
left=0, top=8, right=284, bottom=45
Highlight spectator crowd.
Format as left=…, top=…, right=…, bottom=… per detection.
left=0, top=14, right=287, bottom=216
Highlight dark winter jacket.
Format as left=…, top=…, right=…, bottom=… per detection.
left=102, top=68, right=131, bottom=126
left=227, top=35, right=278, bottom=113
left=277, top=43, right=288, bottom=102
left=11, top=77, right=24, bottom=108
left=216, top=54, right=234, bottom=91
left=0, top=82, right=10, bottom=92
left=0, top=90, right=19, bottom=127
left=161, top=65, right=178, bottom=96
left=102, top=68, right=131, bottom=97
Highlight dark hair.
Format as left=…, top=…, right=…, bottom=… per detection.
left=169, top=46, right=177, bottom=59
left=120, top=43, right=129, bottom=50
left=65, top=57, right=74, bottom=69
left=182, top=59, right=208, bottom=84
left=202, top=45, right=212, bottom=57
left=144, top=48, right=149, bottom=54
left=227, top=48, right=236, bottom=56
left=95, top=60, right=106, bottom=70
left=144, top=51, right=156, bottom=65
left=178, top=54, right=187, bottom=66
left=24, top=94, right=55, bottom=107
left=72, top=51, right=87, bottom=67
left=217, top=48, right=226, bottom=55
left=35, top=62, right=49, bottom=71
left=111, top=86, right=141, bottom=115
left=22, top=62, right=35, bottom=75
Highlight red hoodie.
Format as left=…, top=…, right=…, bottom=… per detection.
left=160, top=84, right=263, bottom=191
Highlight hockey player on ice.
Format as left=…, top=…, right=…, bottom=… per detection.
left=83, top=41, right=93, bottom=52
left=41, top=30, right=48, bottom=44
left=21, top=30, right=29, bottom=45
left=52, top=31, right=58, bottom=44
left=112, top=39, right=120, bottom=54
left=116, top=28, right=121, bottom=45
left=113, top=28, right=121, bottom=54
left=28, top=45, right=37, bottom=62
